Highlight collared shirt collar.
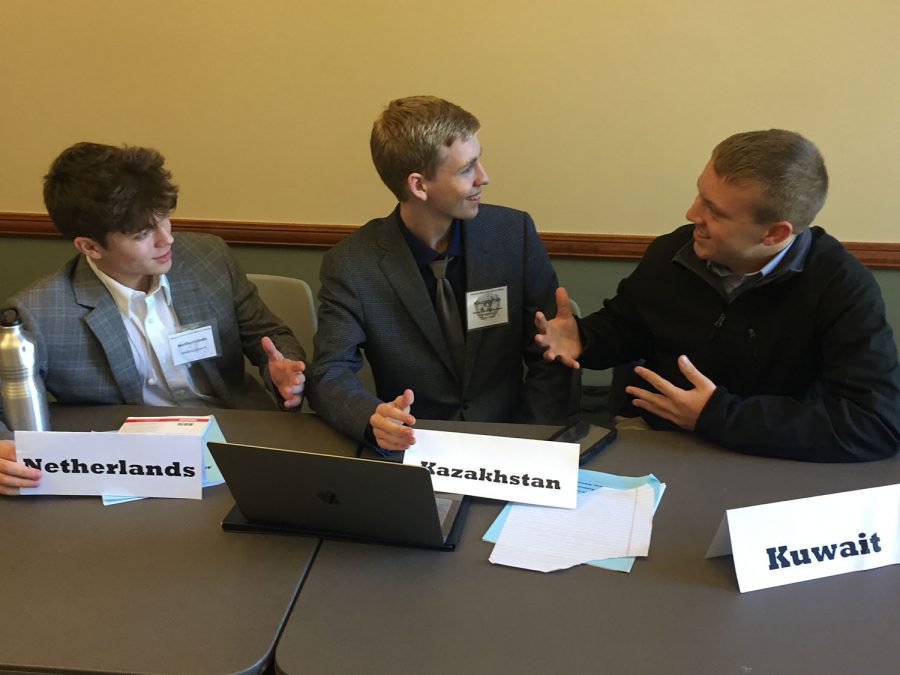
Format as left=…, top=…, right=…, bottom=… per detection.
left=397, top=213, right=464, bottom=267
left=86, top=256, right=172, bottom=314
left=706, top=234, right=797, bottom=288
left=758, top=238, right=795, bottom=276
left=674, top=227, right=813, bottom=300
left=706, top=235, right=799, bottom=279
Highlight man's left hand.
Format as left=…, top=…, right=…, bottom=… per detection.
left=262, top=336, right=306, bottom=409
left=625, top=355, right=715, bottom=431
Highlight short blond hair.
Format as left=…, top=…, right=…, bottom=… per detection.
left=370, top=96, right=480, bottom=201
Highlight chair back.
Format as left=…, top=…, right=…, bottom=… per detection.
left=568, top=298, right=582, bottom=318
left=247, top=274, right=317, bottom=357
left=245, top=274, right=318, bottom=409
left=564, top=296, right=583, bottom=423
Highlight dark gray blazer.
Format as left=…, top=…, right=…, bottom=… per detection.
left=1, top=233, right=304, bottom=438
left=307, top=205, right=574, bottom=443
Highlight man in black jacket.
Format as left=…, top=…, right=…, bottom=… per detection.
left=536, top=129, right=900, bottom=462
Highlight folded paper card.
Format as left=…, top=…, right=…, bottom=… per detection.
left=118, top=416, right=225, bottom=485
left=16, top=430, right=203, bottom=499
left=706, top=483, right=900, bottom=592
left=403, top=428, right=579, bottom=508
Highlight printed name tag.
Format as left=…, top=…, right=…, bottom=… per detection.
left=706, top=483, right=900, bottom=593
left=169, top=325, right=218, bottom=365
left=465, top=286, right=508, bottom=330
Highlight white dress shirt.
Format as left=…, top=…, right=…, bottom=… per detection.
left=87, top=258, right=222, bottom=407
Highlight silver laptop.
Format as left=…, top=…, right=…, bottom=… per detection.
left=208, top=442, right=467, bottom=550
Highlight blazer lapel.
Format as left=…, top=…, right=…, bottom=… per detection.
left=72, top=258, right=144, bottom=404
left=167, top=257, right=228, bottom=396
left=168, top=267, right=211, bottom=327
left=461, top=217, right=492, bottom=392
left=376, top=214, right=460, bottom=380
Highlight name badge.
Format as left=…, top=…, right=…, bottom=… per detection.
left=465, top=286, right=508, bottom=330
left=169, top=325, right=219, bottom=365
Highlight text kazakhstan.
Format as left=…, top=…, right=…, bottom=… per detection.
left=420, top=461, right=560, bottom=489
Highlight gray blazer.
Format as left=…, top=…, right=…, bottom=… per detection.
left=1, top=233, right=304, bottom=438
left=307, top=205, right=574, bottom=443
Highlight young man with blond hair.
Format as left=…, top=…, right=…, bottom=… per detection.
left=309, top=96, right=573, bottom=450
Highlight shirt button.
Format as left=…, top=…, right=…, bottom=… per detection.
left=147, top=378, right=156, bottom=386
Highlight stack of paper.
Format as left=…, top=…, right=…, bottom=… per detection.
left=103, top=415, right=227, bottom=505
left=484, top=470, right=665, bottom=573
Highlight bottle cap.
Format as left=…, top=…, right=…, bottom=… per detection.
left=0, top=308, right=21, bottom=327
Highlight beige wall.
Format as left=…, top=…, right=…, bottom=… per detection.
left=3, top=1, right=899, bottom=239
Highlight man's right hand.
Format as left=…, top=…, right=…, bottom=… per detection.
left=0, top=439, right=41, bottom=496
left=534, top=286, right=583, bottom=369
left=369, top=389, right=416, bottom=451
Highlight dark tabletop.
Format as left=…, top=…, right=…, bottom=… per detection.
left=275, top=426, right=900, bottom=675
left=1, top=405, right=357, bottom=675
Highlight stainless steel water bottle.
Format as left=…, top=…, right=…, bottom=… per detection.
left=0, top=307, right=50, bottom=431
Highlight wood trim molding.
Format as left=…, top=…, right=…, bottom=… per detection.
left=2, top=211, right=899, bottom=269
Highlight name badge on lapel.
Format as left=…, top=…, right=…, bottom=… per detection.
left=466, top=286, right=509, bottom=330
left=169, top=324, right=220, bottom=365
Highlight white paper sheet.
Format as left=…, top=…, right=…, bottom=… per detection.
left=484, top=470, right=666, bottom=573
left=489, top=483, right=655, bottom=572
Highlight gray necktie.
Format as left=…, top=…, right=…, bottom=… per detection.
left=429, top=256, right=465, bottom=377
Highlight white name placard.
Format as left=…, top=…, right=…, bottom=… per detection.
left=15, top=431, right=203, bottom=499
left=706, top=484, right=900, bottom=593
left=403, top=429, right=578, bottom=508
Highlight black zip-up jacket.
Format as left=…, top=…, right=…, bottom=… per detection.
left=578, top=224, right=900, bottom=462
